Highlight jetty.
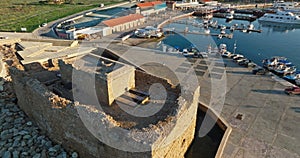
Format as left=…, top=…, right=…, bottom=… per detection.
left=234, top=28, right=262, bottom=33
left=173, top=30, right=234, bottom=39
left=213, top=13, right=257, bottom=21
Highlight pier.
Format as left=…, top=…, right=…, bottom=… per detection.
left=166, top=30, right=234, bottom=39
left=234, top=28, right=262, bottom=33
left=213, top=13, right=257, bottom=22
left=167, top=19, right=262, bottom=34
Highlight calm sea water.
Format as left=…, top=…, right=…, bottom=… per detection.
left=163, top=17, right=300, bottom=68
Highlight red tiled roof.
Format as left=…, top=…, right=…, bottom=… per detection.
left=136, top=1, right=163, bottom=8
left=102, top=14, right=144, bottom=27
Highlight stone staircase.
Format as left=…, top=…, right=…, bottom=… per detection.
left=115, top=88, right=149, bottom=107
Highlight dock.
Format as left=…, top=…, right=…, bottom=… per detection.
left=168, top=20, right=262, bottom=34
left=213, top=13, right=257, bottom=22
left=234, top=28, right=262, bottom=33
left=175, top=31, right=234, bottom=39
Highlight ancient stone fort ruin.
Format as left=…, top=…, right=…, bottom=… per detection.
left=7, top=45, right=202, bottom=157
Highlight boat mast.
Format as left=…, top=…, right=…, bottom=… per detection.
left=233, top=40, right=237, bottom=54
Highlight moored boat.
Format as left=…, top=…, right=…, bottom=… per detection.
left=226, top=11, right=234, bottom=21
left=221, top=51, right=231, bottom=58
left=248, top=24, right=254, bottom=30
left=262, top=56, right=292, bottom=69
left=258, top=10, right=300, bottom=25
left=219, top=44, right=227, bottom=52
left=274, top=66, right=297, bottom=76
left=283, top=71, right=300, bottom=81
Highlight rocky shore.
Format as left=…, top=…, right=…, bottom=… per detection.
left=0, top=44, right=78, bottom=158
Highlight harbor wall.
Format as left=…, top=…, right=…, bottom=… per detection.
left=157, top=12, right=194, bottom=29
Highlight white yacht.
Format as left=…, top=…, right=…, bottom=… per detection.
left=273, top=0, right=298, bottom=10
left=258, top=10, right=300, bottom=24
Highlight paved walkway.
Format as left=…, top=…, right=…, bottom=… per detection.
left=100, top=43, right=300, bottom=158
left=218, top=58, right=300, bottom=158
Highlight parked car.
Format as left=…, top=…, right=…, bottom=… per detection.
left=284, top=86, right=300, bottom=95
left=252, top=67, right=268, bottom=75
left=99, top=3, right=104, bottom=7
left=0, top=36, right=8, bottom=39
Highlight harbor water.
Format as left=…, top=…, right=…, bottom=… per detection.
left=162, top=17, right=300, bottom=69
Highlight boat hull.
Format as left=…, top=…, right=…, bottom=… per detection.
left=258, top=19, right=300, bottom=25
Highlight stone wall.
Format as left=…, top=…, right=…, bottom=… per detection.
left=135, top=70, right=200, bottom=158
left=135, top=70, right=179, bottom=92
left=9, top=67, right=200, bottom=158
left=107, top=66, right=135, bottom=104
left=58, top=60, right=72, bottom=84
left=9, top=67, right=152, bottom=158
left=59, top=58, right=135, bottom=105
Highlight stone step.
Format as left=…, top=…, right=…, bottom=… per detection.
left=123, top=91, right=146, bottom=103
left=115, top=95, right=137, bottom=107
left=115, top=90, right=149, bottom=107
left=128, top=88, right=149, bottom=97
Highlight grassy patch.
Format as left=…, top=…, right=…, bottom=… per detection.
left=0, top=0, right=126, bottom=32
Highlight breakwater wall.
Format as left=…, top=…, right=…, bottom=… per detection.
left=157, top=12, right=194, bottom=29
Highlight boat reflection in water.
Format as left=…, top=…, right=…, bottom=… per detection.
left=258, top=21, right=300, bottom=33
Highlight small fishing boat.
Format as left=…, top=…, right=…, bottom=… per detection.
left=232, top=54, right=244, bottom=60
left=283, top=71, right=300, bottom=81
left=226, top=11, right=234, bottom=21
left=274, top=65, right=297, bottom=76
left=236, top=57, right=247, bottom=63
left=217, top=34, right=223, bottom=39
left=262, top=56, right=292, bottom=70
left=219, top=44, right=227, bottom=51
left=220, top=25, right=227, bottom=30
left=226, top=14, right=234, bottom=21
left=221, top=51, right=232, bottom=58
left=230, top=25, right=236, bottom=31
left=248, top=24, right=254, bottom=30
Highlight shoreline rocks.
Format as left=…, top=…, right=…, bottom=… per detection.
left=0, top=43, right=78, bottom=157
left=0, top=82, right=76, bottom=158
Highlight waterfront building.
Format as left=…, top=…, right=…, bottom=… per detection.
left=101, top=14, right=145, bottom=34
left=135, top=1, right=167, bottom=16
